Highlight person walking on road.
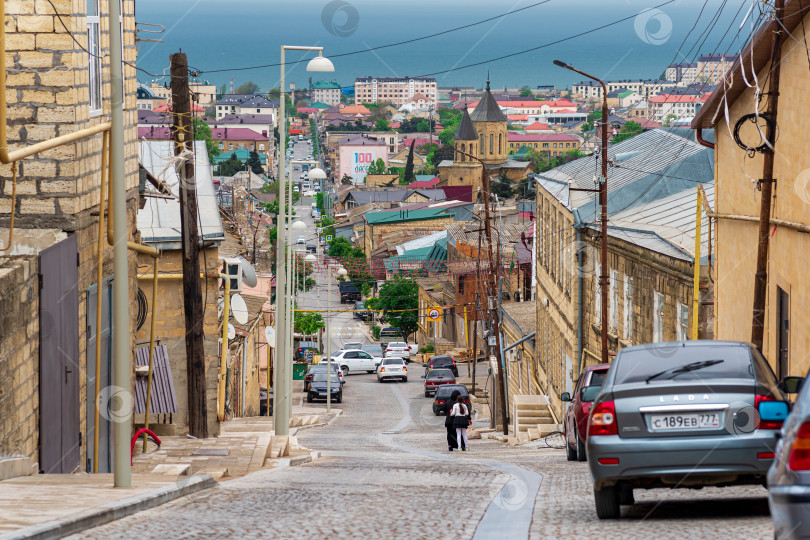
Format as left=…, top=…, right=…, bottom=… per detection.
left=450, top=394, right=470, bottom=451
left=446, top=390, right=461, bottom=451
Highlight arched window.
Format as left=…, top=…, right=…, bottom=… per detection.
left=489, top=133, right=494, bottom=154
left=460, top=143, right=465, bottom=161
left=498, top=133, right=502, bottom=154
left=480, top=134, right=484, bottom=153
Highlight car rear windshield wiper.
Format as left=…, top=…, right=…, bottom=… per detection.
left=644, top=359, right=725, bottom=384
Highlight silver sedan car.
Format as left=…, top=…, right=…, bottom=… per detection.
left=768, top=376, right=810, bottom=539
left=587, top=341, right=789, bottom=519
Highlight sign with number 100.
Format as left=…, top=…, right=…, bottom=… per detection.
left=354, top=152, right=373, bottom=164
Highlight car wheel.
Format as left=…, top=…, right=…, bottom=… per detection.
left=594, top=486, right=620, bottom=519
left=565, top=429, right=577, bottom=462
left=618, top=485, right=634, bottom=506
left=367, top=370, right=374, bottom=374
left=341, top=366, right=349, bottom=376
left=576, top=429, right=587, bottom=462
left=425, top=390, right=430, bottom=397
left=307, top=394, right=313, bottom=403
left=402, top=377, right=408, bottom=383
left=336, top=393, right=342, bottom=404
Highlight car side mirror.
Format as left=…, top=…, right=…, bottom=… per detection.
left=779, top=376, right=805, bottom=394
left=560, top=392, right=571, bottom=402
left=759, top=400, right=789, bottom=423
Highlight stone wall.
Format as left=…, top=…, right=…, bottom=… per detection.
left=0, top=257, right=39, bottom=464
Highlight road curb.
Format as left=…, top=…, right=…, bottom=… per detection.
left=0, top=475, right=217, bottom=540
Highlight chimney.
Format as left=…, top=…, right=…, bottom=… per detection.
left=225, top=127, right=228, bottom=138
left=262, top=130, right=267, bottom=137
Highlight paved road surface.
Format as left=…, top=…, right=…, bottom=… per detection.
left=78, top=370, right=774, bottom=539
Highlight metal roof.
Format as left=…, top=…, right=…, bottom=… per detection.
left=365, top=206, right=455, bottom=225
left=609, top=184, right=715, bottom=261
left=469, top=80, right=508, bottom=123
left=534, top=128, right=712, bottom=215
left=454, top=108, right=478, bottom=140
left=396, top=230, right=447, bottom=255
left=138, top=140, right=225, bottom=250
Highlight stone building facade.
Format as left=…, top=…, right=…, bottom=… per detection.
left=0, top=0, right=140, bottom=473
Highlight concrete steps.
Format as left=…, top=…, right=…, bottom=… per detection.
left=513, top=395, right=559, bottom=442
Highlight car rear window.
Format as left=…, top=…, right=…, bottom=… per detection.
left=436, top=386, right=468, bottom=397
left=389, top=342, right=407, bottom=348
left=382, top=358, right=403, bottom=365
left=613, top=344, right=755, bottom=385
left=589, top=370, right=608, bottom=386
left=428, top=369, right=454, bottom=378
left=431, top=357, right=452, bottom=365
left=380, top=328, right=401, bottom=337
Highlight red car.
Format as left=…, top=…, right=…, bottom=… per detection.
left=561, top=363, right=610, bottom=462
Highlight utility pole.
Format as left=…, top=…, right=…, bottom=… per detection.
left=751, top=0, right=785, bottom=351
left=471, top=226, right=483, bottom=398
left=553, top=59, right=609, bottom=363
left=171, top=52, right=208, bottom=438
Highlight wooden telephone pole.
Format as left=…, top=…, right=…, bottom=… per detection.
left=171, top=52, right=208, bottom=438
left=751, top=0, right=785, bottom=351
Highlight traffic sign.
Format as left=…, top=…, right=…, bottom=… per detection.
left=325, top=235, right=333, bottom=242
left=427, top=308, right=441, bottom=322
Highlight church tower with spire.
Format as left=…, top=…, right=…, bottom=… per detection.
left=469, top=77, right=508, bottom=165
left=453, top=107, right=478, bottom=162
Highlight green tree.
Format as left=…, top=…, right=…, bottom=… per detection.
left=235, top=81, right=260, bottom=94
left=373, top=158, right=386, bottom=175
left=295, top=312, right=324, bottom=335
left=662, top=113, right=678, bottom=127
left=612, top=120, right=644, bottom=143
left=491, top=174, right=514, bottom=199
left=315, top=192, right=325, bottom=212
left=216, top=152, right=243, bottom=176
left=416, top=119, right=430, bottom=133
left=192, top=118, right=220, bottom=163
left=373, top=118, right=390, bottom=131
left=328, top=236, right=354, bottom=257
left=519, top=88, right=533, bottom=97
left=245, top=150, right=264, bottom=174
left=219, top=83, right=226, bottom=97
left=403, top=139, right=416, bottom=184
left=361, top=283, right=372, bottom=298
left=268, top=87, right=281, bottom=99
left=365, top=277, right=419, bottom=342
left=341, top=174, right=353, bottom=185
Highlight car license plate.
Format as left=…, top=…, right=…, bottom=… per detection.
left=649, top=413, right=721, bottom=431
left=389, top=367, right=401, bottom=372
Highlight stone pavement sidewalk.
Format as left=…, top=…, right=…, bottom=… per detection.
left=0, top=409, right=336, bottom=539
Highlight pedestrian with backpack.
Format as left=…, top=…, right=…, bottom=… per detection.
left=450, top=394, right=470, bottom=451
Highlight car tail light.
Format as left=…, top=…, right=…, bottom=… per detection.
left=403, top=366, right=407, bottom=371
left=755, top=395, right=784, bottom=430
left=589, top=400, right=617, bottom=436
left=788, top=422, right=810, bottom=470
left=758, top=452, right=775, bottom=460
left=380, top=367, right=385, bottom=372
left=597, top=457, right=619, bottom=465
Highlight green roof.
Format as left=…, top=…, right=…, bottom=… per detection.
left=512, top=145, right=532, bottom=159
left=312, top=80, right=341, bottom=90
left=365, top=207, right=454, bottom=225
left=618, top=90, right=635, bottom=98
left=384, top=237, right=447, bottom=271
left=310, top=101, right=330, bottom=109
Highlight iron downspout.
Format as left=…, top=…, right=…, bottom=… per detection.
left=576, top=223, right=584, bottom=376
left=219, top=273, right=230, bottom=422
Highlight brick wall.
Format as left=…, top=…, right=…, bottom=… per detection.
left=0, top=256, right=39, bottom=463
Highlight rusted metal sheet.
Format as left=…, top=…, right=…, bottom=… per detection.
left=134, top=345, right=178, bottom=414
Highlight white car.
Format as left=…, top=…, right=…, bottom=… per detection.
left=330, top=349, right=381, bottom=375
left=384, top=341, right=411, bottom=361
left=297, top=235, right=305, bottom=244
left=377, top=357, right=408, bottom=383
left=342, top=342, right=364, bottom=350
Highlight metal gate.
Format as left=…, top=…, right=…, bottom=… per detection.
left=86, top=277, right=113, bottom=473
left=39, top=235, right=81, bottom=474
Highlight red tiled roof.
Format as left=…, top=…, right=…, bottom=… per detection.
left=404, top=138, right=434, bottom=148
left=634, top=118, right=663, bottom=129
left=507, top=132, right=579, bottom=142
left=138, top=126, right=172, bottom=139
left=407, top=177, right=440, bottom=189
left=210, top=127, right=270, bottom=140
left=297, top=107, right=318, bottom=114
left=555, top=109, right=577, bottom=113
left=524, top=121, right=551, bottom=131
left=408, top=93, right=429, bottom=102
left=340, top=104, right=371, bottom=115
left=648, top=94, right=702, bottom=103
left=468, top=99, right=576, bottom=109
left=507, top=114, right=528, bottom=121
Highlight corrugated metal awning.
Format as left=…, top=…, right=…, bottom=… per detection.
left=134, top=345, right=178, bottom=414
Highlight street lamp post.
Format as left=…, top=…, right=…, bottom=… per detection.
left=275, top=46, right=334, bottom=438
left=553, top=59, right=609, bottom=365
left=325, top=262, right=347, bottom=413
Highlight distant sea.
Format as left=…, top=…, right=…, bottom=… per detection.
left=135, top=0, right=753, bottom=92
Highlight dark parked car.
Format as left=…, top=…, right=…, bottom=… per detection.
left=433, top=384, right=471, bottom=416
left=304, top=363, right=343, bottom=392
left=353, top=300, right=370, bottom=321
left=426, top=355, right=458, bottom=377
left=561, top=363, right=610, bottom=462
left=338, top=282, right=361, bottom=304
left=259, top=388, right=274, bottom=416
left=588, top=341, right=791, bottom=520
left=306, top=244, right=317, bottom=253
left=307, top=373, right=342, bottom=403
left=422, top=368, right=456, bottom=397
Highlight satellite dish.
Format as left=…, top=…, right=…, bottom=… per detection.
left=265, top=326, right=276, bottom=348
left=231, top=293, right=249, bottom=325
left=237, top=256, right=258, bottom=288
left=227, top=324, right=236, bottom=340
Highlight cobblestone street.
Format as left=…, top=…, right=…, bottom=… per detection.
left=77, top=368, right=775, bottom=539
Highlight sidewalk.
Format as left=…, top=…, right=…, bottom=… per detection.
left=0, top=409, right=336, bottom=539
